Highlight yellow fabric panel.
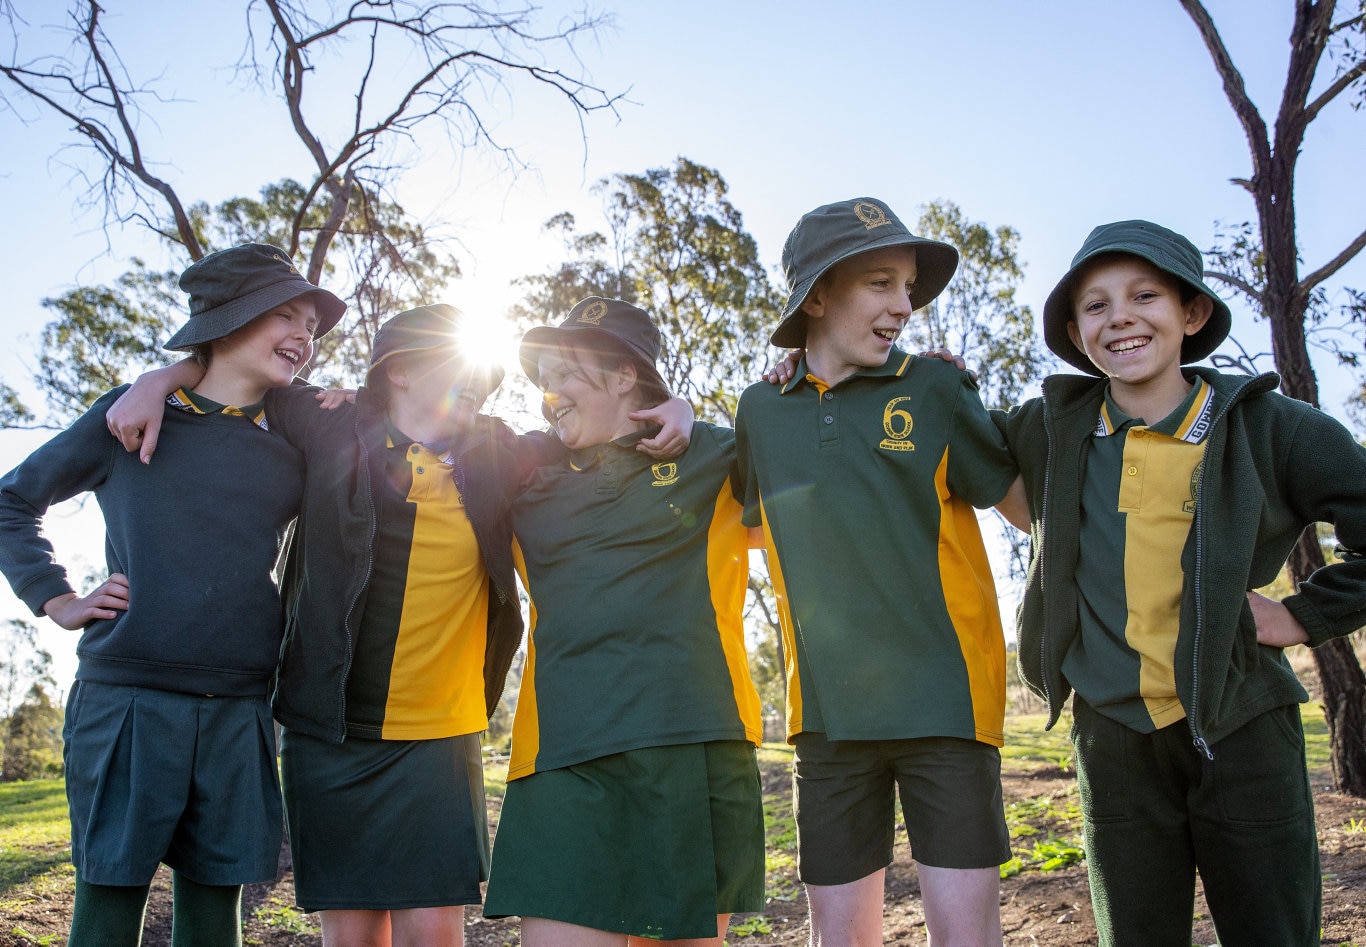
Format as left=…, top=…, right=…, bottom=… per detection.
left=381, top=447, right=489, bottom=739
left=1119, top=429, right=1204, bottom=728
left=508, top=539, right=540, bottom=780
left=933, top=449, right=1006, bottom=746
left=759, top=497, right=803, bottom=742
left=707, top=485, right=764, bottom=746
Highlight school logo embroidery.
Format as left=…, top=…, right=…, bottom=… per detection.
left=1184, top=459, right=1203, bottom=514
left=854, top=201, right=893, bottom=231
left=651, top=462, right=679, bottom=486
left=576, top=300, right=608, bottom=325
left=879, top=396, right=915, bottom=452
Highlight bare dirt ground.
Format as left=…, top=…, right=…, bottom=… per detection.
left=4, top=763, right=1364, bottom=946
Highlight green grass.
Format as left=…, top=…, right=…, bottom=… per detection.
left=0, top=778, right=73, bottom=907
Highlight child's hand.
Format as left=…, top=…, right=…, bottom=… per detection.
left=632, top=397, right=693, bottom=460
left=107, top=385, right=170, bottom=463
left=43, top=574, right=130, bottom=630
left=315, top=388, right=357, bottom=410
left=763, top=350, right=803, bottom=385
left=919, top=348, right=978, bottom=382
left=1246, top=590, right=1310, bottom=647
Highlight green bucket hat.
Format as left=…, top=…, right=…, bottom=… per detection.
left=364, top=303, right=505, bottom=395
left=166, top=243, right=346, bottom=351
left=771, top=197, right=959, bottom=349
left=1043, top=219, right=1232, bottom=376
left=519, top=296, right=665, bottom=389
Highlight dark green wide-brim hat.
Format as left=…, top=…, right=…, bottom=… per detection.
left=165, top=243, right=346, bottom=351
left=519, top=296, right=666, bottom=391
left=771, top=197, right=959, bottom=349
left=1043, top=219, right=1232, bottom=376
left=364, top=303, right=505, bottom=394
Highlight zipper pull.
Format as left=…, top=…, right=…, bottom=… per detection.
left=1193, top=735, right=1214, bottom=761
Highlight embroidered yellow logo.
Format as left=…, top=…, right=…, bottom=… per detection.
left=854, top=201, right=893, bottom=231
left=651, top=462, right=679, bottom=486
left=577, top=300, right=608, bottom=325
left=1184, top=459, right=1203, bottom=514
left=879, top=396, right=915, bottom=451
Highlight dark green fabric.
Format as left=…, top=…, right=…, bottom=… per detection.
left=510, top=422, right=755, bottom=774
left=519, top=296, right=664, bottom=386
left=0, top=387, right=303, bottom=696
left=735, top=351, right=1016, bottom=739
left=281, top=729, right=488, bottom=911
left=63, top=683, right=282, bottom=887
left=1041, top=219, right=1232, bottom=375
left=166, top=243, right=344, bottom=350
left=770, top=197, right=958, bottom=348
left=170, top=874, right=244, bottom=947
left=1071, top=696, right=1319, bottom=946
left=791, top=733, right=1010, bottom=885
left=69, top=877, right=150, bottom=946
left=995, top=367, right=1366, bottom=750
left=267, top=384, right=563, bottom=743
left=1064, top=380, right=1220, bottom=731
left=484, top=740, right=764, bottom=939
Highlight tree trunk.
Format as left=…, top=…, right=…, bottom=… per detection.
left=1293, top=531, right=1366, bottom=795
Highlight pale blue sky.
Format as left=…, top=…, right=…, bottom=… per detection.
left=2, top=0, right=1362, bottom=685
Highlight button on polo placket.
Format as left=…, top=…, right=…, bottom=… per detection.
left=819, top=389, right=839, bottom=446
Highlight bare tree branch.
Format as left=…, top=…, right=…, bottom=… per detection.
left=1301, top=225, right=1366, bottom=293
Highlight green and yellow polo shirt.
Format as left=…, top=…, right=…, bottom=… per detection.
left=1065, top=375, right=1220, bottom=732
left=507, top=422, right=762, bottom=780
left=734, top=350, right=1017, bottom=746
left=345, top=426, right=490, bottom=741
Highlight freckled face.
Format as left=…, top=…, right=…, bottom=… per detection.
left=801, top=245, right=917, bottom=385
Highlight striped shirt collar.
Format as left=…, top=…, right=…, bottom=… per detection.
left=168, top=387, right=268, bottom=431
left=1095, top=375, right=1216, bottom=443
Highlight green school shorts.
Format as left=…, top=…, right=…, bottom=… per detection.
left=483, top=740, right=765, bottom=940
left=280, top=728, right=488, bottom=911
left=62, top=681, right=283, bottom=886
left=792, top=732, right=1011, bottom=884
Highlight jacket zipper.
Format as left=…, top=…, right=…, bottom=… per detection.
left=337, top=417, right=378, bottom=740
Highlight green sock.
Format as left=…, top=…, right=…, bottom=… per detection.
left=170, top=871, right=244, bottom=947
left=68, top=876, right=150, bottom=946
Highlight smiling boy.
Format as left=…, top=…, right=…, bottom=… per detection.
left=735, top=198, right=1020, bottom=946
left=996, top=219, right=1366, bottom=945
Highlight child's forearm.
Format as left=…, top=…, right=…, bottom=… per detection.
left=106, top=358, right=204, bottom=462
left=994, top=475, right=1030, bottom=532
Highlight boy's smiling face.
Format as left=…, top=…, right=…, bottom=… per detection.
left=211, top=296, right=318, bottom=394
left=1066, top=254, right=1213, bottom=406
left=800, top=244, right=917, bottom=386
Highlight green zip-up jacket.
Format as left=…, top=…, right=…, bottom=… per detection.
left=266, top=384, right=561, bottom=744
left=995, top=368, right=1366, bottom=755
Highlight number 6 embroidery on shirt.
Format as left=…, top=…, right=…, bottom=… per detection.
left=880, top=397, right=916, bottom=452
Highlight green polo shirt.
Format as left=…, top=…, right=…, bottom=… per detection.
left=734, top=349, right=1017, bottom=745
left=507, top=422, right=763, bottom=780
left=1065, top=374, right=1220, bottom=732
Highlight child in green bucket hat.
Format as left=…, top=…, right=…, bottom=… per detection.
left=0, top=243, right=343, bottom=944
left=995, top=218, right=1366, bottom=944
left=735, top=197, right=1024, bottom=945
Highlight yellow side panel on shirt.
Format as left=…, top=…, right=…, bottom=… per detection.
left=382, top=453, right=489, bottom=739
left=934, top=449, right=1006, bottom=746
left=1119, top=431, right=1205, bottom=729
left=508, top=538, right=540, bottom=775
left=708, top=485, right=764, bottom=745
left=759, top=497, right=804, bottom=742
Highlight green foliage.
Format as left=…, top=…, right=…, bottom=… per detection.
left=33, top=264, right=181, bottom=423
left=904, top=200, right=1049, bottom=411
left=513, top=157, right=781, bottom=426
left=729, top=914, right=773, bottom=937
left=3, top=684, right=63, bottom=782
left=251, top=897, right=320, bottom=934
left=0, top=778, right=70, bottom=890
